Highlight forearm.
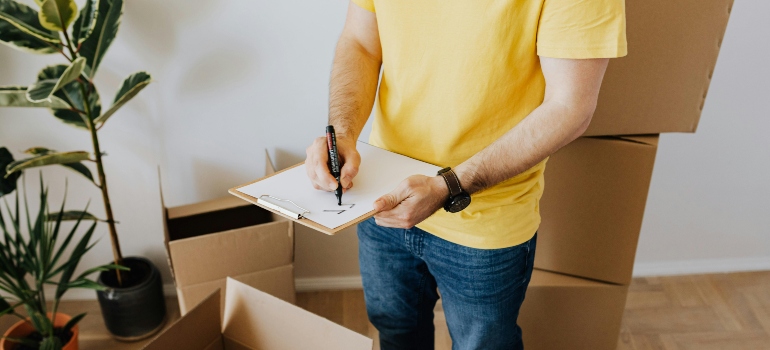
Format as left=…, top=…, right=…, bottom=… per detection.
left=328, top=36, right=381, bottom=141
left=454, top=100, right=592, bottom=194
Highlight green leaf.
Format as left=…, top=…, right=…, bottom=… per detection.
left=38, top=0, right=77, bottom=32
left=71, top=0, right=97, bottom=44
left=27, top=309, right=51, bottom=335
left=0, top=297, right=33, bottom=318
left=56, top=222, right=97, bottom=299
left=74, top=263, right=127, bottom=281
left=0, top=86, right=70, bottom=108
left=40, top=335, right=62, bottom=350
left=23, top=147, right=94, bottom=182
left=26, top=57, right=86, bottom=103
left=47, top=202, right=91, bottom=276
left=95, top=71, right=151, bottom=125
left=79, top=0, right=122, bottom=78
left=0, top=0, right=62, bottom=54
left=67, top=278, right=104, bottom=290
left=61, top=162, right=94, bottom=182
left=62, top=312, right=85, bottom=333
left=46, top=210, right=101, bottom=222
left=25, top=79, right=58, bottom=102
left=0, top=147, right=20, bottom=197
left=37, top=65, right=101, bottom=129
left=5, top=151, right=90, bottom=177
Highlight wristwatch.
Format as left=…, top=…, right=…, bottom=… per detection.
left=437, top=167, right=471, bottom=213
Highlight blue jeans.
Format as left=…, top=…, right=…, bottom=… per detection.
left=358, top=218, right=537, bottom=350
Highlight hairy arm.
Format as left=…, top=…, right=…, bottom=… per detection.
left=328, top=2, right=382, bottom=141
left=306, top=2, right=381, bottom=191
left=374, top=57, right=610, bottom=228
left=454, top=57, right=609, bottom=194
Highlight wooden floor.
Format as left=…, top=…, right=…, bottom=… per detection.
left=2, top=271, right=768, bottom=349
left=296, top=271, right=770, bottom=350
left=617, top=271, right=770, bottom=350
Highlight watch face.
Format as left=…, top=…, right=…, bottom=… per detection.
left=446, top=193, right=472, bottom=213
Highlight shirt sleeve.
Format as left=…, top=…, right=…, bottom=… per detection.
left=537, top=0, right=627, bottom=59
left=351, top=0, right=375, bottom=13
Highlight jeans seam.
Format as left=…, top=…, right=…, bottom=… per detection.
left=403, top=229, right=411, bottom=255
left=416, top=230, right=424, bottom=257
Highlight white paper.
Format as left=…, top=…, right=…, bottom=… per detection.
left=237, top=142, right=441, bottom=230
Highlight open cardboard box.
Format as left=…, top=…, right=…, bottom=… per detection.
left=162, top=153, right=296, bottom=315
left=144, top=278, right=373, bottom=350
left=536, top=135, right=658, bottom=285
left=587, top=0, right=733, bottom=136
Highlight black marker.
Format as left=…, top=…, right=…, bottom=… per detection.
left=326, top=125, right=343, bottom=206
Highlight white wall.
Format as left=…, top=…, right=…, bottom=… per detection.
left=0, top=0, right=767, bottom=299
left=633, top=0, right=770, bottom=276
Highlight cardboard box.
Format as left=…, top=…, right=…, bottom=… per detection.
left=162, top=154, right=297, bottom=315
left=144, top=278, right=373, bottom=350
left=519, top=269, right=629, bottom=350
left=163, top=196, right=296, bottom=315
left=536, top=135, right=658, bottom=285
left=586, top=0, right=733, bottom=136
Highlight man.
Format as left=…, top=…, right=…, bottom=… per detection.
left=306, top=0, right=626, bottom=348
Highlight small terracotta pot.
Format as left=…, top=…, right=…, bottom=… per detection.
left=0, top=313, right=79, bottom=350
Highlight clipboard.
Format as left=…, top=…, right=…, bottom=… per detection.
left=228, top=142, right=441, bottom=235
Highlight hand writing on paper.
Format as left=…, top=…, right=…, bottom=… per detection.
left=306, top=136, right=360, bottom=193
left=373, top=175, right=449, bottom=229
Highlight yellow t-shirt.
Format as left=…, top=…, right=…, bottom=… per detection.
left=352, top=0, right=627, bottom=249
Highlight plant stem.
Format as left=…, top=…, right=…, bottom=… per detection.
left=61, top=30, right=76, bottom=63
left=62, top=31, right=124, bottom=285
left=78, top=82, right=124, bottom=285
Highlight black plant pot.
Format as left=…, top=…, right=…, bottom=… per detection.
left=96, top=256, right=167, bottom=341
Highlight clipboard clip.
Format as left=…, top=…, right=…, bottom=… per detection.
left=257, top=195, right=310, bottom=219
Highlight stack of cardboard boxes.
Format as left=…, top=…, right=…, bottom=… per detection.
left=147, top=0, right=733, bottom=348
left=520, top=1, right=733, bottom=349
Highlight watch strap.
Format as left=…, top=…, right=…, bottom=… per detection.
left=439, top=168, right=464, bottom=198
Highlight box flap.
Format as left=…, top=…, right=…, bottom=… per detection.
left=144, top=290, right=223, bottom=350
left=586, top=0, right=733, bottom=135
left=223, top=278, right=373, bottom=350
left=169, top=220, right=293, bottom=287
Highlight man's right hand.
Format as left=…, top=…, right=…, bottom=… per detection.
left=305, top=136, right=361, bottom=193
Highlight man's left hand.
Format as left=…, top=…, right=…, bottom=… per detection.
left=373, top=175, right=449, bottom=228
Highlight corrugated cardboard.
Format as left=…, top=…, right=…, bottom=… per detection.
left=536, top=135, right=658, bottom=285
left=519, top=269, right=629, bottom=350
left=586, top=0, right=733, bottom=135
left=162, top=152, right=296, bottom=315
left=144, top=278, right=373, bottom=350
left=177, top=265, right=295, bottom=316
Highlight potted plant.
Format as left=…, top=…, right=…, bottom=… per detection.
left=0, top=173, right=125, bottom=350
left=0, top=0, right=165, bottom=340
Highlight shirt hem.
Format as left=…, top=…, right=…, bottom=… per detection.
left=537, top=44, right=628, bottom=59
left=416, top=221, right=540, bottom=250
